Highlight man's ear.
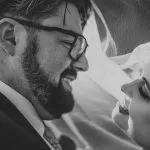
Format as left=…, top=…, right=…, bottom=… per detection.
left=0, top=18, right=25, bottom=56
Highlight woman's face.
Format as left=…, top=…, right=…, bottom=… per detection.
left=121, top=76, right=150, bottom=149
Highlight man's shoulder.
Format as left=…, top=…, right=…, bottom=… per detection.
left=0, top=93, right=51, bottom=150
left=0, top=110, right=51, bottom=150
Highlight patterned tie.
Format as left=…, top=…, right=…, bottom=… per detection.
left=43, top=125, right=76, bottom=150
left=43, top=126, right=62, bottom=150
left=59, top=135, right=76, bottom=150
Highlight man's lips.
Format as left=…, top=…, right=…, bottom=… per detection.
left=61, top=69, right=77, bottom=81
left=62, top=75, right=76, bottom=81
left=60, top=69, right=77, bottom=91
left=61, top=78, right=73, bottom=91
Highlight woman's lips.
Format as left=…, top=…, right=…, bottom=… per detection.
left=139, top=77, right=150, bottom=100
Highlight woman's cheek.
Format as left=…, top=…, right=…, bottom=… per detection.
left=129, top=100, right=150, bottom=126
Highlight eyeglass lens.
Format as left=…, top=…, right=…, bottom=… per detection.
left=70, top=36, right=86, bottom=60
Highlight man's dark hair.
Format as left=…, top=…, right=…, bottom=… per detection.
left=0, top=0, right=92, bottom=28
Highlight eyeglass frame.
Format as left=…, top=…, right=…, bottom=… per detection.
left=1, top=16, right=88, bottom=61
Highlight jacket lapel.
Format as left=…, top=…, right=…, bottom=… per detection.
left=0, top=92, right=51, bottom=150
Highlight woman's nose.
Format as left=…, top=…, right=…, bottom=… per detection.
left=121, top=83, right=133, bottom=98
left=121, top=79, right=145, bottom=98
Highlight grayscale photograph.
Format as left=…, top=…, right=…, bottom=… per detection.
left=0, top=0, right=149, bottom=150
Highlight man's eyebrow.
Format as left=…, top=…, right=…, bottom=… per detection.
left=58, top=31, right=75, bottom=40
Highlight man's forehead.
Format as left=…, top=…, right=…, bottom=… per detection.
left=41, top=3, right=82, bottom=34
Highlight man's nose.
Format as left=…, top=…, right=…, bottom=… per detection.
left=72, top=54, right=89, bottom=71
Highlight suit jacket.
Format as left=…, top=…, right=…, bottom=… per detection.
left=0, top=92, right=51, bottom=150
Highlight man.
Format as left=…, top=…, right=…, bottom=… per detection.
left=0, top=0, right=91, bottom=149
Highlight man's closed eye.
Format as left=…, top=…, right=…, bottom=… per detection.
left=60, top=40, right=74, bottom=49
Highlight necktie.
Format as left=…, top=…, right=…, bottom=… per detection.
left=43, top=125, right=76, bottom=150
left=59, top=135, right=76, bottom=150
left=43, top=125, right=62, bottom=150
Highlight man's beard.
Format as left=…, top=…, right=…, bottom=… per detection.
left=21, top=35, right=75, bottom=118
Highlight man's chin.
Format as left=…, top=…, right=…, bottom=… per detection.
left=44, top=83, right=75, bottom=119
left=44, top=97, right=75, bottom=119
left=32, top=77, right=75, bottom=119
left=31, top=97, right=74, bottom=120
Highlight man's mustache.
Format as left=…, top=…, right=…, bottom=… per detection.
left=61, top=68, right=77, bottom=80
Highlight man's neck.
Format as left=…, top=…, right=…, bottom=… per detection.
left=29, top=95, right=55, bottom=120
left=0, top=79, right=55, bottom=120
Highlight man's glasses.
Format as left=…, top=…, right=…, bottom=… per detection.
left=1, top=16, right=88, bottom=61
